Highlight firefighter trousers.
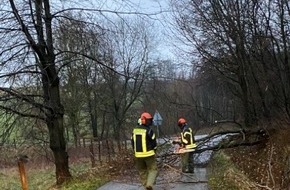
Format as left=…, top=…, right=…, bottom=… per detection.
left=181, top=151, right=194, bottom=173
left=135, top=155, right=158, bottom=188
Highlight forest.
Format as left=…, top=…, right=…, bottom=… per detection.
left=0, top=0, right=289, bottom=189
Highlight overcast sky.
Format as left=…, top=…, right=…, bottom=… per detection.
left=103, top=0, right=176, bottom=60
left=58, top=0, right=178, bottom=60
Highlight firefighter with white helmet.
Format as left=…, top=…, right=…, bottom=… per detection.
left=131, top=112, right=158, bottom=190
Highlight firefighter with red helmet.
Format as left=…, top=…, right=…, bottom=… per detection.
left=175, top=117, right=196, bottom=173
left=131, top=112, right=158, bottom=190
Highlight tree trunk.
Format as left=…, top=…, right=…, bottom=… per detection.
left=90, top=112, right=98, bottom=138
left=88, top=94, right=98, bottom=138
left=49, top=120, right=71, bottom=184
left=45, top=82, right=71, bottom=184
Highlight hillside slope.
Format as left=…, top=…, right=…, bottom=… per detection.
left=208, top=126, right=290, bottom=189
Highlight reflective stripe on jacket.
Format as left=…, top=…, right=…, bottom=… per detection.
left=181, top=127, right=197, bottom=149
left=132, top=126, right=157, bottom=158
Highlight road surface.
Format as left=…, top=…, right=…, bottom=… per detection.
left=97, top=167, right=208, bottom=190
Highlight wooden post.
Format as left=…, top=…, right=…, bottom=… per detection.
left=14, top=139, right=17, bottom=149
left=83, top=138, right=86, bottom=148
left=89, top=139, right=95, bottom=168
left=98, top=140, right=102, bottom=165
left=18, top=155, right=28, bottom=190
left=124, top=139, right=127, bottom=150
left=106, top=139, right=111, bottom=163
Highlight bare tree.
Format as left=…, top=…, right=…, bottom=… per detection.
left=56, top=15, right=105, bottom=145
left=171, top=0, right=290, bottom=127
left=97, top=17, right=156, bottom=145
left=0, top=0, right=73, bottom=184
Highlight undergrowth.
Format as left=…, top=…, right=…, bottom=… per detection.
left=208, top=126, right=290, bottom=190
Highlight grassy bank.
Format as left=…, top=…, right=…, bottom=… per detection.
left=0, top=162, right=108, bottom=190
left=208, top=127, right=290, bottom=190
left=207, top=151, right=257, bottom=190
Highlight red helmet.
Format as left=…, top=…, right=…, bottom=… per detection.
left=141, top=112, right=153, bottom=125
left=178, top=118, right=186, bottom=127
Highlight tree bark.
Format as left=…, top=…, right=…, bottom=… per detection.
left=48, top=117, right=71, bottom=184
left=45, top=80, right=71, bottom=184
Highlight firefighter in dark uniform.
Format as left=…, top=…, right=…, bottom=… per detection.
left=175, top=118, right=196, bottom=173
left=131, top=112, right=158, bottom=190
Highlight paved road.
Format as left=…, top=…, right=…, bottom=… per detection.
left=97, top=167, right=208, bottom=190
left=98, top=135, right=215, bottom=190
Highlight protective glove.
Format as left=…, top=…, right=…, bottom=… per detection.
left=172, top=140, right=181, bottom=145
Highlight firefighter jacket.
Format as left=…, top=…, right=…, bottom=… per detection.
left=131, top=125, right=157, bottom=158
left=181, top=126, right=197, bottom=149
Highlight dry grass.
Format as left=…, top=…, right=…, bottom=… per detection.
left=210, top=125, right=290, bottom=190
left=0, top=145, right=133, bottom=190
